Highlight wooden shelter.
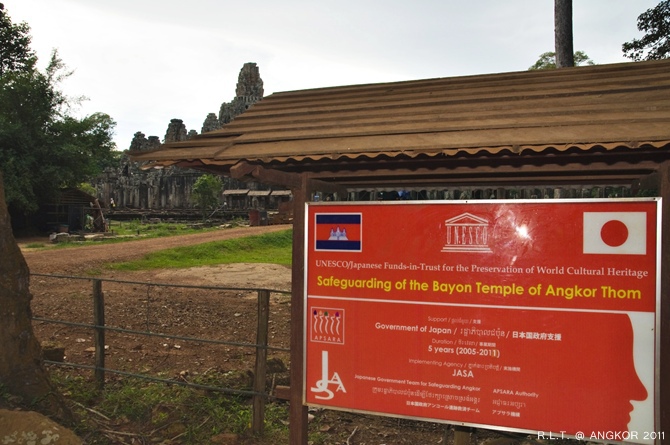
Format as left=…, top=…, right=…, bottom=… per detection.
left=36, top=188, right=106, bottom=233
left=131, top=59, right=670, bottom=443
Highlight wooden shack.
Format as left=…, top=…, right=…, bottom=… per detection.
left=36, top=188, right=105, bottom=233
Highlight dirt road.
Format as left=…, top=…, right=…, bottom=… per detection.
left=20, top=224, right=292, bottom=275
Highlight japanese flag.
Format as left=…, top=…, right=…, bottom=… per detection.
left=583, top=212, right=646, bottom=255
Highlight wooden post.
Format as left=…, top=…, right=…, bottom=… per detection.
left=228, top=162, right=340, bottom=443
left=658, top=162, right=670, bottom=439
left=92, top=279, right=105, bottom=389
left=252, top=289, right=270, bottom=434
left=289, top=173, right=309, bottom=445
left=453, top=425, right=471, bottom=445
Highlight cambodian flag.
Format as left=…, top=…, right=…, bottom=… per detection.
left=315, top=213, right=362, bottom=251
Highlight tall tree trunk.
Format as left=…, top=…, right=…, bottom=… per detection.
left=0, top=172, right=71, bottom=421
left=555, top=0, right=574, bottom=68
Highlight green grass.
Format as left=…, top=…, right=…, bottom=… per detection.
left=108, top=229, right=293, bottom=271
left=28, top=220, right=222, bottom=250
left=25, top=242, right=47, bottom=248
left=51, top=371, right=290, bottom=444
left=106, top=219, right=223, bottom=239
left=109, top=219, right=222, bottom=237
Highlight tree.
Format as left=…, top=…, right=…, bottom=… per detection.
left=192, top=174, right=222, bottom=220
left=529, top=51, right=595, bottom=70
left=554, top=0, right=574, bottom=68
left=0, top=3, right=36, bottom=76
left=622, top=0, right=670, bottom=61
left=0, top=172, right=72, bottom=420
left=0, top=5, right=118, bottom=224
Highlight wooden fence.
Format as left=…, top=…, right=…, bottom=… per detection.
left=30, top=273, right=291, bottom=435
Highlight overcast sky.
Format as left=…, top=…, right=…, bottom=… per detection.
left=6, top=0, right=658, bottom=150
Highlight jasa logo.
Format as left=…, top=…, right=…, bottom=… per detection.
left=311, top=351, right=346, bottom=400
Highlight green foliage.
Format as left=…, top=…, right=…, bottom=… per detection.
left=529, top=51, right=595, bottom=70
left=192, top=174, right=223, bottom=220
left=109, top=229, right=293, bottom=271
left=78, top=182, right=96, bottom=196
left=0, top=6, right=118, bottom=219
left=622, top=0, right=670, bottom=61
left=0, top=4, right=36, bottom=76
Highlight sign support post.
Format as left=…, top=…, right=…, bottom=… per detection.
left=658, top=161, right=669, bottom=440
left=289, top=173, right=310, bottom=445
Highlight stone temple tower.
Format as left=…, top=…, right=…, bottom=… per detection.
left=218, top=63, right=264, bottom=125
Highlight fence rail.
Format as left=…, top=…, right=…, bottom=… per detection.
left=30, top=273, right=291, bottom=434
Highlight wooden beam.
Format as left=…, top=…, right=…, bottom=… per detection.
left=230, top=161, right=301, bottom=188
left=658, top=161, right=670, bottom=437
left=230, top=161, right=348, bottom=195
left=330, top=175, right=647, bottom=189
left=454, top=426, right=471, bottom=445
left=293, top=160, right=662, bottom=190
left=305, top=160, right=662, bottom=179
left=289, top=173, right=309, bottom=445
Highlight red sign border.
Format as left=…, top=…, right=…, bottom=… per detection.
left=302, top=198, right=662, bottom=441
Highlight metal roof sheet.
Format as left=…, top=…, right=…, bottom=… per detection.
left=131, top=60, right=670, bottom=179
left=270, top=190, right=293, bottom=196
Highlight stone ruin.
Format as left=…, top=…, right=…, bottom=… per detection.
left=201, top=113, right=221, bottom=133
left=94, top=63, right=268, bottom=213
left=220, top=62, right=264, bottom=124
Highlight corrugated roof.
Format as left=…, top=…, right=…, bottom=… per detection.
left=131, top=60, right=670, bottom=186
left=53, top=188, right=99, bottom=206
left=270, top=190, right=293, bottom=196
left=248, top=190, right=272, bottom=196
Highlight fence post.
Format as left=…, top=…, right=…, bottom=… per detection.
left=252, top=289, right=270, bottom=434
left=92, top=279, right=105, bottom=389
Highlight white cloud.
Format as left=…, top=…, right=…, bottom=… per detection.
left=5, top=0, right=660, bottom=150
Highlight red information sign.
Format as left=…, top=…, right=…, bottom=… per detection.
left=304, top=199, right=660, bottom=443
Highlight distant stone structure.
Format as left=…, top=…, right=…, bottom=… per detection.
left=96, top=130, right=202, bottom=210
left=201, top=113, right=221, bottom=133
left=94, top=63, right=270, bottom=212
left=219, top=62, right=264, bottom=125
left=164, top=118, right=189, bottom=143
